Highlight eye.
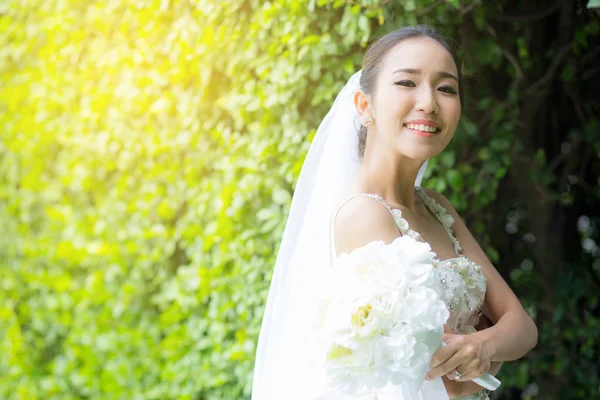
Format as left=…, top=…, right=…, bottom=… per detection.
left=438, top=86, right=458, bottom=95
left=394, top=80, right=416, bottom=87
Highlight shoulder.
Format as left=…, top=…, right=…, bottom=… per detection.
left=333, top=195, right=400, bottom=256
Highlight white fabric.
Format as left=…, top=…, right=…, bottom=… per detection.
left=251, top=71, right=441, bottom=399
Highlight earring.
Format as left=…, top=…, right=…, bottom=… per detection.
left=362, top=116, right=374, bottom=126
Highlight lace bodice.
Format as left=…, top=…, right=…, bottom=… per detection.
left=334, top=187, right=489, bottom=400
left=329, top=188, right=490, bottom=400
left=357, top=188, right=487, bottom=336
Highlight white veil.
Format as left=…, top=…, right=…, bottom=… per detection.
left=251, top=71, right=441, bottom=399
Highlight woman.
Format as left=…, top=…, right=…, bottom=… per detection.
left=252, top=25, right=538, bottom=399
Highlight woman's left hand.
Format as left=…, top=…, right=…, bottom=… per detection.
left=426, top=332, right=494, bottom=382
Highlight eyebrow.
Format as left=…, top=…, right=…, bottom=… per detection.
left=392, top=68, right=458, bottom=82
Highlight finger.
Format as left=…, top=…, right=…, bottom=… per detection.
left=445, top=369, right=457, bottom=380
left=455, top=362, right=488, bottom=382
left=442, top=333, right=457, bottom=344
left=446, top=362, right=472, bottom=381
left=445, top=363, right=469, bottom=380
left=429, top=342, right=458, bottom=370
left=427, top=353, right=463, bottom=381
left=442, top=333, right=465, bottom=347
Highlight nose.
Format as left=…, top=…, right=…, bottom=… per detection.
left=415, top=86, right=439, bottom=114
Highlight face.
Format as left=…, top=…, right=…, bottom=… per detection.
left=357, top=37, right=461, bottom=161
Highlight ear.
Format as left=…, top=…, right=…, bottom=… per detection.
left=353, top=90, right=371, bottom=119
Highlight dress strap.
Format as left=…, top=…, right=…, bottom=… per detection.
left=329, top=193, right=400, bottom=264
left=415, top=187, right=463, bottom=254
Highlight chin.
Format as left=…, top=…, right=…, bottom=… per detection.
left=396, top=144, right=445, bottom=162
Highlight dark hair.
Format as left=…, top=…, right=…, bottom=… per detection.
left=358, top=25, right=463, bottom=159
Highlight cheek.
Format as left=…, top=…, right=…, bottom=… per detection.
left=384, top=93, right=413, bottom=119
left=442, top=99, right=461, bottom=124
left=377, top=86, right=410, bottom=107
left=454, top=101, right=462, bottom=119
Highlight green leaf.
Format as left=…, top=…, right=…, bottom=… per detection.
left=490, top=137, right=511, bottom=151
left=587, top=0, right=600, bottom=8
left=446, top=169, right=464, bottom=190
left=272, top=188, right=291, bottom=205
left=440, top=151, right=456, bottom=168
left=300, top=35, right=320, bottom=45
left=446, top=0, right=461, bottom=9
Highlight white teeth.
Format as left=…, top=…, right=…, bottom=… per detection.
left=405, top=123, right=438, bottom=133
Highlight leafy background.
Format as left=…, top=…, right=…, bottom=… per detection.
left=1, top=0, right=599, bottom=399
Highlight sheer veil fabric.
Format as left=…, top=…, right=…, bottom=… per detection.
left=251, top=71, right=448, bottom=399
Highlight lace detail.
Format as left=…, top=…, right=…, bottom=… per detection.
left=361, top=193, right=425, bottom=242
left=455, top=389, right=491, bottom=400
left=333, top=191, right=490, bottom=399
left=362, top=190, right=486, bottom=334
left=415, top=186, right=462, bottom=254
left=435, top=257, right=486, bottom=333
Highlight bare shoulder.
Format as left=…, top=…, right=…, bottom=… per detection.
left=333, top=195, right=400, bottom=257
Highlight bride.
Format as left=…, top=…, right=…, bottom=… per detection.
left=251, top=25, right=538, bottom=399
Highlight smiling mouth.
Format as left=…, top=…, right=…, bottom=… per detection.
left=403, top=123, right=441, bottom=134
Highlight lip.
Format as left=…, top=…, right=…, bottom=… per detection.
left=406, top=128, right=434, bottom=137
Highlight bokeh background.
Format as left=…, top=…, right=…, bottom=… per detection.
left=1, top=0, right=599, bottom=399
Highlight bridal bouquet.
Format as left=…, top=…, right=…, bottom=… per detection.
left=313, top=235, right=450, bottom=394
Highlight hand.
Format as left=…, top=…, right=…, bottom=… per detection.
left=426, top=331, right=493, bottom=382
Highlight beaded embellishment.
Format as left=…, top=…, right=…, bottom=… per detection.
left=362, top=190, right=487, bottom=333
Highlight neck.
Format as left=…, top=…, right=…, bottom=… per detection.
left=355, top=151, right=425, bottom=212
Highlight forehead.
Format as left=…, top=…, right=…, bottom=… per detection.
left=380, top=37, right=458, bottom=76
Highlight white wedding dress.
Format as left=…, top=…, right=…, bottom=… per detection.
left=328, top=187, right=489, bottom=400
left=251, top=71, right=492, bottom=400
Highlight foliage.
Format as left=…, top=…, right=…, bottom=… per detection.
left=0, top=0, right=598, bottom=399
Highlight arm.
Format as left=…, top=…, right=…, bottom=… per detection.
left=425, top=188, right=537, bottom=383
